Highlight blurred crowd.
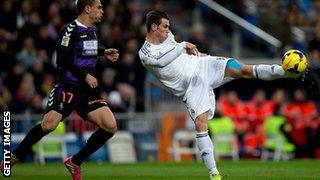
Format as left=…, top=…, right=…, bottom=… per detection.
left=217, top=88, right=319, bottom=158
left=203, top=0, right=320, bottom=95
left=0, top=0, right=151, bottom=114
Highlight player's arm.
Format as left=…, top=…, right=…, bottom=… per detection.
left=98, top=45, right=106, bottom=56
left=185, top=42, right=199, bottom=56
left=98, top=45, right=119, bottom=62
left=139, top=41, right=187, bottom=67
left=56, top=25, right=88, bottom=81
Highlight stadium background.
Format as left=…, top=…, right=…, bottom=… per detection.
left=0, top=0, right=320, bottom=179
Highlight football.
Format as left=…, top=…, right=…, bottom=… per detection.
left=281, top=49, right=308, bottom=74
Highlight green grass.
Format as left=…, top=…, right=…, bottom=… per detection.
left=3, top=160, right=320, bottom=180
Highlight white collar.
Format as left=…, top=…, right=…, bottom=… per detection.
left=75, top=19, right=87, bottom=28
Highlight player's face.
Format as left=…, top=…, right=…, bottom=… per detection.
left=88, top=0, right=104, bottom=23
left=155, top=18, right=170, bottom=42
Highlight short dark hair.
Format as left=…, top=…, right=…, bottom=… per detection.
left=75, top=0, right=95, bottom=15
left=146, top=10, right=169, bottom=32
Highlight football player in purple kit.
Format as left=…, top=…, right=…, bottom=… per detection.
left=0, top=0, right=119, bottom=179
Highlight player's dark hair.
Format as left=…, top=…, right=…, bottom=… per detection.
left=146, top=10, right=169, bottom=32
left=75, top=0, right=95, bottom=15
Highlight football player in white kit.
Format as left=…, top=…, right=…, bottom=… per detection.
left=139, top=11, right=289, bottom=180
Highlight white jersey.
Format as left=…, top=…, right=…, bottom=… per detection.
left=139, top=31, right=230, bottom=120
left=139, top=32, right=199, bottom=97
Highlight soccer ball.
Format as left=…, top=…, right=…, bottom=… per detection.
left=281, top=49, right=308, bottom=74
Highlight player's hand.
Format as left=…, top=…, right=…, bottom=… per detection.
left=185, top=42, right=199, bottom=57
left=104, top=48, right=119, bottom=62
left=85, top=73, right=98, bottom=88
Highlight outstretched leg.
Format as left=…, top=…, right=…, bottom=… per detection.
left=71, top=107, right=117, bottom=166
left=195, top=111, right=221, bottom=180
left=224, top=58, right=287, bottom=80
left=64, top=107, right=117, bottom=180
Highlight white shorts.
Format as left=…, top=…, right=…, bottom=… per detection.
left=184, top=56, right=230, bottom=120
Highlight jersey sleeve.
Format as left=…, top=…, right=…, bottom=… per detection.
left=55, top=24, right=88, bottom=81
left=139, top=41, right=186, bottom=67
left=98, top=44, right=106, bottom=56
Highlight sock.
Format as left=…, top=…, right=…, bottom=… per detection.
left=196, top=131, right=219, bottom=175
left=72, top=129, right=114, bottom=166
left=13, top=124, right=50, bottom=160
left=253, top=64, right=285, bottom=80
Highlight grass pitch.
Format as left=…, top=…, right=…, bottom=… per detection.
left=4, top=160, right=320, bottom=180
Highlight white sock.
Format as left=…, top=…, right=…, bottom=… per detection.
left=253, top=64, right=285, bottom=80
left=196, top=131, right=219, bottom=175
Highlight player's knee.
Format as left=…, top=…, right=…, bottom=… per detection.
left=108, top=125, right=117, bottom=133
left=195, top=116, right=208, bottom=132
left=100, top=126, right=117, bottom=133
left=41, top=119, right=58, bottom=132
left=195, top=122, right=208, bottom=132
left=41, top=112, right=61, bottom=132
left=101, top=121, right=117, bottom=133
